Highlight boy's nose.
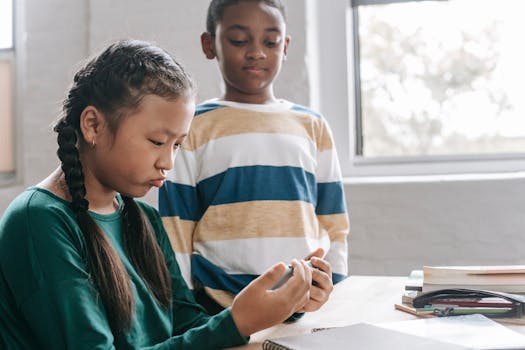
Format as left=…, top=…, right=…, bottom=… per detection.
left=246, top=44, right=266, bottom=60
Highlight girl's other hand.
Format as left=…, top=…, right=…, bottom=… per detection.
left=230, top=260, right=311, bottom=336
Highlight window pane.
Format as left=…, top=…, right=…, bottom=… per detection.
left=357, top=0, right=525, bottom=157
left=0, top=0, right=13, bottom=49
left=0, top=60, right=14, bottom=172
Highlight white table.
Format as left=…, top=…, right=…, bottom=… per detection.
left=229, top=275, right=525, bottom=349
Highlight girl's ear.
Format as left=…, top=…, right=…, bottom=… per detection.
left=201, top=32, right=216, bottom=60
left=79, top=106, right=103, bottom=147
left=283, top=35, right=291, bottom=60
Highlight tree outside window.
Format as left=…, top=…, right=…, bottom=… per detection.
left=354, top=0, right=525, bottom=158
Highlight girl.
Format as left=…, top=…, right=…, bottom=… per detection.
left=0, top=39, right=312, bottom=349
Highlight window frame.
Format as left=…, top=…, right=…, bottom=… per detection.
left=0, top=0, right=18, bottom=185
left=313, top=0, right=525, bottom=178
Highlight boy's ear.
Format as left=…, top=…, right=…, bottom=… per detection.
left=201, top=32, right=216, bottom=60
left=79, top=106, right=103, bottom=147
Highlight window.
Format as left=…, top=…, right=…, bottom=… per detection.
left=352, top=0, right=525, bottom=160
left=0, top=0, right=15, bottom=177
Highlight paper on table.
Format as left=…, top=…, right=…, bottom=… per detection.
left=262, top=323, right=469, bottom=350
left=378, top=314, right=525, bottom=350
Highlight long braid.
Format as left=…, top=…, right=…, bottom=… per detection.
left=54, top=121, right=134, bottom=333
left=122, top=196, right=172, bottom=306
left=55, top=123, right=88, bottom=212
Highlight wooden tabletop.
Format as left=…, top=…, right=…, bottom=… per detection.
left=227, top=275, right=525, bottom=349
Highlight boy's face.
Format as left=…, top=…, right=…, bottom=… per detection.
left=203, top=1, right=290, bottom=104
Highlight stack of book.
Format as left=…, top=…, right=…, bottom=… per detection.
left=422, top=265, right=525, bottom=293
left=396, top=265, right=525, bottom=324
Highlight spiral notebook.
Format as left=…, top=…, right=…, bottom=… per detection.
left=262, top=323, right=470, bottom=350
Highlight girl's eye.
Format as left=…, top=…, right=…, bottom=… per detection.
left=149, top=139, right=164, bottom=146
left=230, top=39, right=247, bottom=46
left=174, top=143, right=182, bottom=150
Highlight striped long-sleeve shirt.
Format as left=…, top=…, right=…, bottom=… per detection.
left=159, top=99, right=349, bottom=308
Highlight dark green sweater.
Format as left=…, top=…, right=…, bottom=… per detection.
left=0, top=188, right=248, bottom=349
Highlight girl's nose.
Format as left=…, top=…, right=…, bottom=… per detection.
left=157, top=148, right=175, bottom=172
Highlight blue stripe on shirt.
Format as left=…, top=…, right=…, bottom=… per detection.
left=197, top=165, right=316, bottom=208
left=332, top=273, right=347, bottom=284
left=158, top=181, right=202, bottom=220
left=316, top=181, right=347, bottom=215
left=159, top=167, right=347, bottom=220
left=195, top=103, right=224, bottom=116
left=290, top=104, right=322, bottom=118
left=192, top=254, right=257, bottom=294
left=192, top=254, right=347, bottom=293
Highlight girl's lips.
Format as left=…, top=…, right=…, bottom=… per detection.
left=150, top=179, right=165, bottom=188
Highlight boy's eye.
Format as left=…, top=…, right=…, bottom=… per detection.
left=149, top=139, right=164, bottom=146
left=265, top=41, right=277, bottom=48
left=174, top=143, right=182, bottom=150
left=229, top=39, right=247, bottom=46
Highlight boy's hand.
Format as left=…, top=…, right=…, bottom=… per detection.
left=299, top=248, right=334, bottom=312
left=230, top=260, right=311, bottom=336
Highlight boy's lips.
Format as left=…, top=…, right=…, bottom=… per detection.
left=243, top=66, right=266, bottom=74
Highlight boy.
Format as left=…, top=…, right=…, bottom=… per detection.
left=159, top=0, right=349, bottom=316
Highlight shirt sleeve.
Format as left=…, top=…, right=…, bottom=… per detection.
left=3, top=200, right=247, bottom=350
left=4, top=204, right=117, bottom=349
left=315, top=118, right=350, bottom=283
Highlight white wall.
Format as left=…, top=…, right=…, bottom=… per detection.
left=346, top=175, right=525, bottom=275
left=1, top=0, right=524, bottom=276
left=0, top=0, right=309, bottom=207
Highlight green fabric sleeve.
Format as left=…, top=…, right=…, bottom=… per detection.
left=3, top=195, right=116, bottom=349
left=1, top=191, right=248, bottom=349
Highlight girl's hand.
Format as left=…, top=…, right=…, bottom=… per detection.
left=230, top=260, right=311, bottom=336
left=298, top=248, right=334, bottom=312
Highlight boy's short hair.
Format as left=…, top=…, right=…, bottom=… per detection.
left=206, top=0, right=287, bottom=36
